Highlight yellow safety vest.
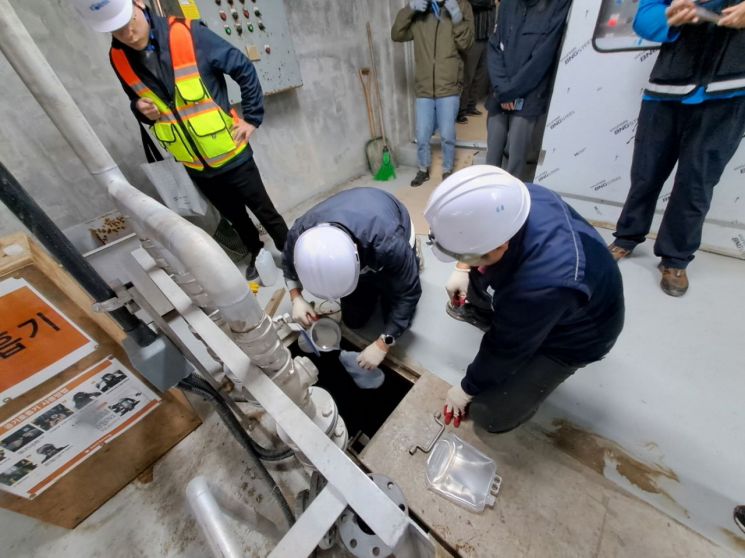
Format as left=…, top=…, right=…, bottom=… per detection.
left=111, top=17, right=247, bottom=171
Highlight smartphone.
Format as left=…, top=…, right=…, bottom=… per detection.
left=514, top=98, right=524, bottom=111
left=694, top=6, right=722, bottom=24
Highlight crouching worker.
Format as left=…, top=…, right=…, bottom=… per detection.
left=283, top=188, right=422, bottom=370
left=424, top=166, right=625, bottom=431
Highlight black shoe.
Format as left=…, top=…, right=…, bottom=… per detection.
left=245, top=254, right=259, bottom=281
left=735, top=506, right=745, bottom=534
left=410, top=170, right=430, bottom=187
left=466, top=108, right=482, bottom=116
left=456, top=113, right=468, bottom=124
left=442, top=171, right=453, bottom=181
left=445, top=301, right=491, bottom=332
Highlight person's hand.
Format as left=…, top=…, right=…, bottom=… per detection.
left=500, top=101, right=516, bottom=111
left=444, top=0, right=463, bottom=24
left=409, top=0, right=428, bottom=12
left=136, top=98, right=161, bottom=121
left=444, top=384, right=473, bottom=427
left=446, top=264, right=470, bottom=306
left=719, top=3, right=745, bottom=28
left=291, top=295, right=317, bottom=327
left=356, top=339, right=388, bottom=370
left=231, top=118, right=256, bottom=144
left=666, top=0, right=700, bottom=27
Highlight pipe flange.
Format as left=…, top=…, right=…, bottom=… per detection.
left=337, top=474, right=408, bottom=558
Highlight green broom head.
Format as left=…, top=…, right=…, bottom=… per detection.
left=374, top=147, right=396, bottom=181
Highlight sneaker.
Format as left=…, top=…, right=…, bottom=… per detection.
left=245, top=254, right=259, bottom=281
left=734, top=506, right=745, bottom=534
left=658, top=264, right=688, bottom=297
left=442, top=171, right=453, bottom=181
left=456, top=113, right=468, bottom=124
left=445, top=301, right=491, bottom=332
left=466, top=108, right=483, bottom=116
left=410, top=170, right=430, bottom=187
left=608, top=243, right=632, bottom=262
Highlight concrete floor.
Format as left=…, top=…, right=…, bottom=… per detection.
left=2, top=162, right=743, bottom=556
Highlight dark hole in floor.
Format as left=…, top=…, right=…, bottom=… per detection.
left=289, top=338, right=412, bottom=440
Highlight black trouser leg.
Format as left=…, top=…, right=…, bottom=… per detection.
left=192, top=168, right=263, bottom=256
left=466, top=268, right=494, bottom=313
left=229, top=159, right=289, bottom=252
left=654, top=97, right=745, bottom=268
left=469, top=355, right=579, bottom=433
left=459, top=40, right=487, bottom=114
left=341, top=275, right=380, bottom=329
left=613, top=101, right=681, bottom=251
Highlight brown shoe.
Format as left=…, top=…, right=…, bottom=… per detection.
left=608, top=243, right=632, bottom=262
left=658, top=264, right=688, bottom=297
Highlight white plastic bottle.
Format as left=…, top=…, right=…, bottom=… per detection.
left=255, top=248, right=279, bottom=286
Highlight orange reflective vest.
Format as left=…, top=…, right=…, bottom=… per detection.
left=111, top=17, right=247, bottom=172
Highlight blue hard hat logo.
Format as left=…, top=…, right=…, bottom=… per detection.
left=495, top=204, right=505, bottom=213
left=89, top=0, right=111, bottom=12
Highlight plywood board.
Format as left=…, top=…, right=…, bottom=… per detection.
left=0, top=234, right=201, bottom=528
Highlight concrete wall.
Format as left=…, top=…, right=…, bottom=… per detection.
left=0, top=0, right=413, bottom=238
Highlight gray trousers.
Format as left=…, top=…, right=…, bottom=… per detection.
left=486, top=112, right=539, bottom=181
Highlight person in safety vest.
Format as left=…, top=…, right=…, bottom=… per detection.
left=425, top=166, right=625, bottom=430
left=74, top=0, right=288, bottom=280
left=282, top=188, right=422, bottom=372
left=608, top=0, right=745, bottom=297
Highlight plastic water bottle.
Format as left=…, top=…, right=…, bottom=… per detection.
left=255, top=248, right=279, bottom=286
left=339, top=351, right=385, bottom=389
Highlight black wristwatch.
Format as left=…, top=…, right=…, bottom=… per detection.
left=380, top=334, right=396, bottom=347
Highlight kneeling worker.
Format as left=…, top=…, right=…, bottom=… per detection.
left=283, top=188, right=422, bottom=370
left=425, top=166, right=625, bottom=430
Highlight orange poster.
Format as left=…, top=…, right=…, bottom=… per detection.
left=0, top=278, right=95, bottom=404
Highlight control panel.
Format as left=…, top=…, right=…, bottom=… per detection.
left=177, top=0, right=302, bottom=99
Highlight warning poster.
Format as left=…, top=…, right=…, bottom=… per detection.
left=0, top=357, right=160, bottom=499
left=0, top=277, right=96, bottom=404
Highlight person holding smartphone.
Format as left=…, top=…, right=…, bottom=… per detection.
left=608, top=0, right=745, bottom=297
left=485, top=0, right=572, bottom=181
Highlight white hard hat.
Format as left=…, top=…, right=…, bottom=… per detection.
left=72, top=0, right=133, bottom=33
left=424, top=165, right=531, bottom=262
left=294, top=224, right=360, bottom=299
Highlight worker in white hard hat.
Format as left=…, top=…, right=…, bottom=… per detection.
left=425, top=165, right=625, bottom=431
left=283, top=188, right=422, bottom=372
left=73, top=0, right=288, bottom=281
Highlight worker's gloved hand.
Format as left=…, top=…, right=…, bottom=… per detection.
left=356, top=340, right=388, bottom=370
left=445, top=265, right=470, bottom=307
left=444, top=384, right=473, bottom=428
left=136, top=98, right=161, bottom=121
left=444, top=0, right=463, bottom=24
left=291, top=296, right=317, bottom=327
left=409, top=0, right=428, bottom=12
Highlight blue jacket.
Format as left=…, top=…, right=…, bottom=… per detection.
left=110, top=11, right=264, bottom=176
left=462, top=184, right=625, bottom=396
left=282, top=188, right=422, bottom=340
left=485, top=0, right=571, bottom=117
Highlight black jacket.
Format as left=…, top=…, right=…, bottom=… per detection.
left=640, top=0, right=745, bottom=99
left=462, top=184, right=624, bottom=396
left=485, top=0, right=571, bottom=117
left=282, top=188, right=422, bottom=340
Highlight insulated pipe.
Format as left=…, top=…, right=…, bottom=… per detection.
left=0, top=0, right=262, bottom=331
left=0, top=161, right=156, bottom=347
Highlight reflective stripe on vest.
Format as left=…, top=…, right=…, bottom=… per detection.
left=644, top=83, right=697, bottom=96
left=706, top=78, right=745, bottom=94
left=111, top=18, right=247, bottom=171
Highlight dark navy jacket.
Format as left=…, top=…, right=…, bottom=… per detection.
left=282, top=188, right=422, bottom=340
left=462, top=184, right=625, bottom=396
left=485, top=0, right=571, bottom=117
left=110, top=11, right=263, bottom=177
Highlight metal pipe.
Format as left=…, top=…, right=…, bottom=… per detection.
left=0, top=161, right=156, bottom=347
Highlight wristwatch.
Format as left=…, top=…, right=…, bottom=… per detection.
left=380, top=334, right=396, bottom=347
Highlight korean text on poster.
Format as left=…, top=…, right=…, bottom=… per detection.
left=0, top=357, right=160, bottom=498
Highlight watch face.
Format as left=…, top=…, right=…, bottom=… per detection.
left=383, top=335, right=395, bottom=346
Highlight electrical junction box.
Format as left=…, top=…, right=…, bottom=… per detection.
left=177, top=0, right=302, bottom=98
